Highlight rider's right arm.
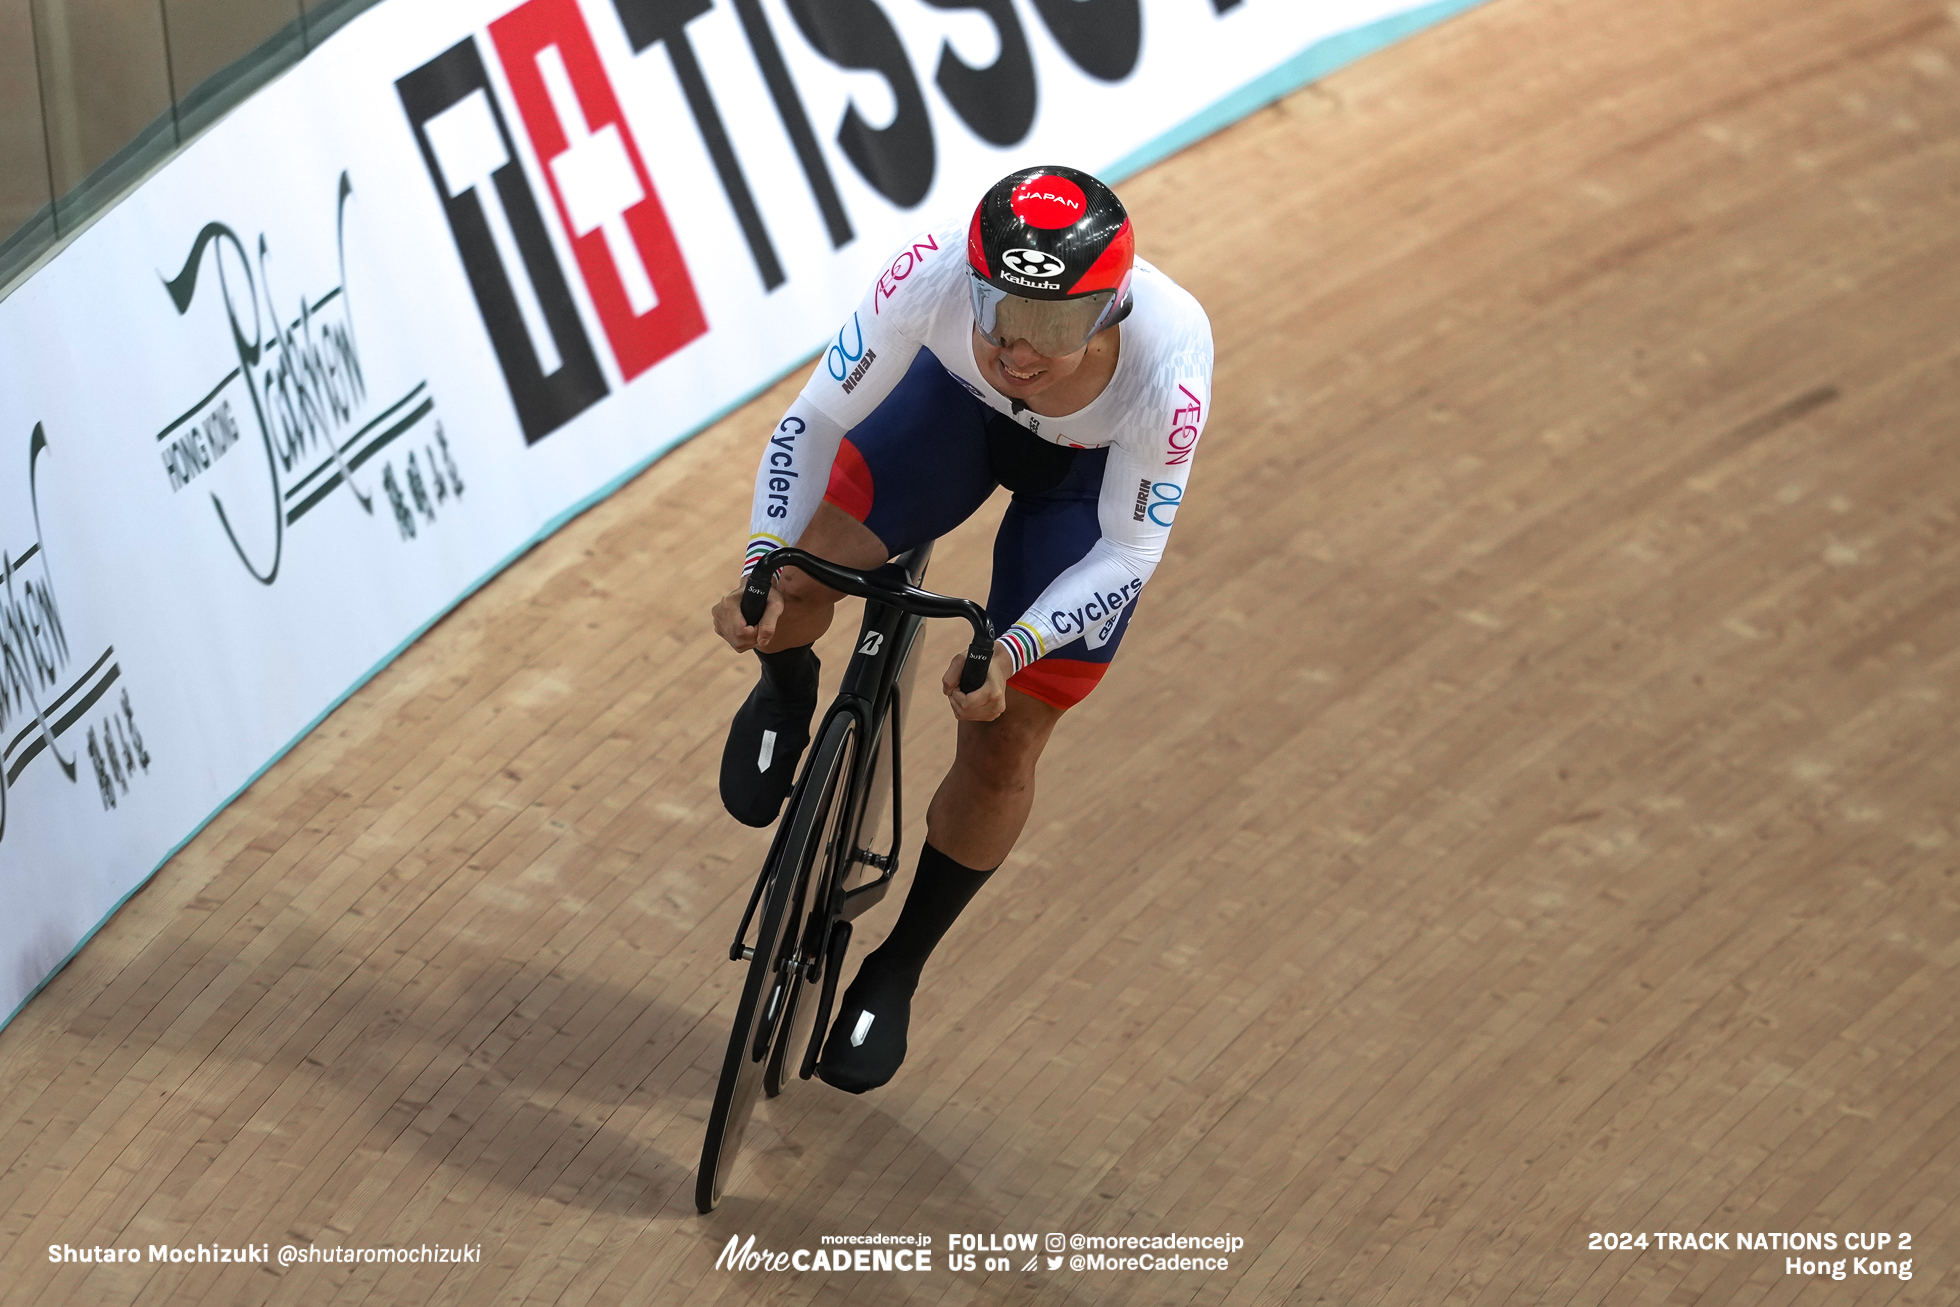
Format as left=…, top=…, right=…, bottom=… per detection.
left=742, top=227, right=957, bottom=571
left=743, top=398, right=846, bottom=573
left=740, top=302, right=914, bottom=571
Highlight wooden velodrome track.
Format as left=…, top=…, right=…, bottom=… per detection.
left=5, top=0, right=1959, bottom=1301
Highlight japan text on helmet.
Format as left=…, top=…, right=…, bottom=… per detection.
left=967, top=165, right=1134, bottom=357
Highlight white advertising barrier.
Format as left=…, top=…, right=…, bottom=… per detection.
left=0, top=0, right=1483, bottom=1024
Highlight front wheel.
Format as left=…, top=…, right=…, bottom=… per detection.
left=697, top=713, right=859, bottom=1212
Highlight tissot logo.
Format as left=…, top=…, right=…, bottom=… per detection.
left=398, top=0, right=706, bottom=443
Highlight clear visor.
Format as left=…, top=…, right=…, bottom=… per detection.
left=969, top=273, right=1114, bottom=357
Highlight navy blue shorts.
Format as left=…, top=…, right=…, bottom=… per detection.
left=821, top=350, right=1136, bottom=708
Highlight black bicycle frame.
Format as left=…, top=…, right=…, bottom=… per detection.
left=724, top=545, right=995, bottom=965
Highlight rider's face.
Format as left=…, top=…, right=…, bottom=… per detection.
left=972, top=328, right=1091, bottom=399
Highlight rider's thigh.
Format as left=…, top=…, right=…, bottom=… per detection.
left=953, top=688, right=1064, bottom=789
left=780, top=504, right=891, bottom=606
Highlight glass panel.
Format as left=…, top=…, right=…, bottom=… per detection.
left=160, top=0, right=304, bottom=95
left=30, top=0, right=175, bottom=198
left=0, top=0, right=53, bottom=245
left=4, top=0, right=368, bottom=288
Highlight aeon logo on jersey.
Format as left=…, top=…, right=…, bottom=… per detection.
left=1165, top=382, right=1204, bottom=466
left=1000, top=248, right=1064, bottom=280
left=397, top=0, right=705, bottom=444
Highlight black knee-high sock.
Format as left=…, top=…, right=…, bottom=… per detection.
left=866, top=843, right=994, bottom=982
left=756, top=642, right=818, bottom=695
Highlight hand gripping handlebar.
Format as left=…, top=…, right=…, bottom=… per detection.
left=741, top=548, right=997, bottom=694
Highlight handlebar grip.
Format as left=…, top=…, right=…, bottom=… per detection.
left=958, top=638, right=993, bottom=695
left=740, top=566, right=772, bottom=627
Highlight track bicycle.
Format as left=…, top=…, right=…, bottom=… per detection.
left=695, top=544, right=994, bottom=1213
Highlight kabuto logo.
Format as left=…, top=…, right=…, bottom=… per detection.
left=160, top=174, right=461, bottom=582
left=0, top=425, right=153, bottom=844
left=397, top=0, right=705, bottom=444
left=1000, top=248, right=1064, bottom=280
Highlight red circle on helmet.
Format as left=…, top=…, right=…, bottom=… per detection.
left=1009, top=175, right=1088, bottom=230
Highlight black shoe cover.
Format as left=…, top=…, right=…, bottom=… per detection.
left=816, top=954, right=916, bottom=1094
left=719, top=646, right=818, bottom=828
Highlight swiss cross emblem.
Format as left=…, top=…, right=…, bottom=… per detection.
left=397, top=0, right=706, bottom=442
left=489, top=0, right=705, bottom=380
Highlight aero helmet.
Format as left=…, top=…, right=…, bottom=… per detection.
left=967, top=165, right=1134, bottom=357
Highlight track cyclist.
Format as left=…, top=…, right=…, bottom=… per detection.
left=710, top=165, right=1213, bottom=1093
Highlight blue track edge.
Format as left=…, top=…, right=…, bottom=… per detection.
left=1, top=0, right=1488, bottom=1035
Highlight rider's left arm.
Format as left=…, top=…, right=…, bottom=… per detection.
left=996, top=369, right=1212, bottom=673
